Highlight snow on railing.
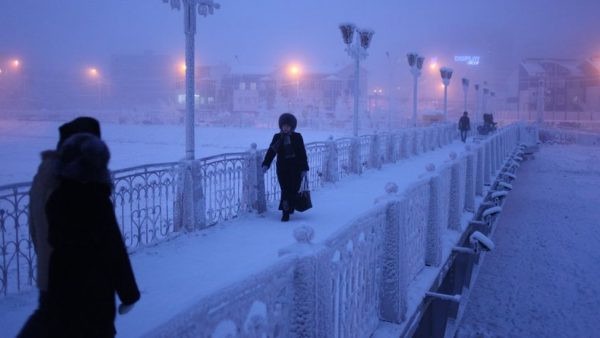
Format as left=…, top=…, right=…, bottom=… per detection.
left=111, top=162, right=180, bottom=248
left=335, top=137, right=353, bottom=178
left=0, top=123, right=460, bottom=296
left=197, top=152, right=247, bottom=226
left=147, top=124, right=529, bottom=337
left=539, top=127, right=600, bottom=146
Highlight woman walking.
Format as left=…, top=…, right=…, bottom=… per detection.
left=46, top=132, right=140, bottom=337
left=262, top=113, right=309, bottom=222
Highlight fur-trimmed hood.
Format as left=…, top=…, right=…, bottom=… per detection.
left=278, top=113, right=297, bottom=131
left=56, top=133, right=111, bottom=185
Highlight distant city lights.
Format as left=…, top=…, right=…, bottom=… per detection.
left=372, top=88, right=383, bottom=94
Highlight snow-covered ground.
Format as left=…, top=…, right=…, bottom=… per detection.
left=457, top=144, right=600, bottom=337
left=0, top=133, right=472, bottom=337
left=0, top=119, right=345, bottom=185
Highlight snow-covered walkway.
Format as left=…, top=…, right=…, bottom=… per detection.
left=457, top=144, right=600, bottom=337
left=1, top=136, right=471, bottom=337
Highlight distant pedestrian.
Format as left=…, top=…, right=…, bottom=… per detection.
left=459, top=111, right=471, bottom=142
left=45, top=132, right=140, bottom=337
left=18, top=117, right=102, bottom=338
left=262, top=113, right=309, bottom=222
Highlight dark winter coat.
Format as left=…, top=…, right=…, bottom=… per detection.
left=459, top=115, right=471, bottom=131
left=28, top=117, right=102, bottom=293
left=46, top=133, right=139, bottom=338
left=262, top=131, right=309, bottom=211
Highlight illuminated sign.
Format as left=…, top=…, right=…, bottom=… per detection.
left=454, top=56, right=480, bottom=65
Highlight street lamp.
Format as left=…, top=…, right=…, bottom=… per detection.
left=407, top=52, right=425, bottom=127
left=482, top=87, right=490, bottom=119
left=11, top=59, right=21, bottom=69
left=339, top=23, right=374, bottom=137
left=87, top=67, right=101, bottom=105
left=162, top=0, right=220, bottom=160
left=461, top=78, right=469, bottom=113
left=474, top=83, right=480, bottom=125
left=88, top=67, right=99, bottom=78
left=287, top=63, right=301, bottom=98
left=439, top=67, right=453, bottom=120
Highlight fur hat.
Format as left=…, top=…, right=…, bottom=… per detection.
left=278, top=113, right=297, bottom=131
left=58, top=117, right=101, bottom=149
left=57, top=133, right=111, bottom=184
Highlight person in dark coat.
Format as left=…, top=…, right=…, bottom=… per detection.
left=19, top=117, right=103, bottom=338
left=458, top=111, right=471, bottom=142
left=45, top=133, right=140, bottom=338
left=262, top=113, right=309, bottom=222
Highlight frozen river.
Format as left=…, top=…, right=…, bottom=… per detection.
left=0, top=119, right=345, bottom=185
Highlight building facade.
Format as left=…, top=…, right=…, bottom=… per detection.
left=518, top=57, right=600, bottom=120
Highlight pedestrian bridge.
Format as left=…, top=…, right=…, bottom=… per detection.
left=0, top=123, right=536, bottom=337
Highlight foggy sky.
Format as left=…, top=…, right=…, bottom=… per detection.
left=1, top=0, right=599, bottom=87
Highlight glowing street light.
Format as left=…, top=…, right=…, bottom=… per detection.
left=287, top=63, right=301, bottom=98
left=179, top=61, right=187, bottom=75
left=11, top=59, right=21, bottom=68
left=407, top=52, right=425, bottom=127
left=439, top=67, right=453, bottom=120
left=288, top=64, right=301, bottom=77
left=88, top=67, right=99, bottom=78
left=339, top=22, right=374, bottom=136
left=162, top=0, right=220, bottom=160
left=429, top=59, right=438, bottom=73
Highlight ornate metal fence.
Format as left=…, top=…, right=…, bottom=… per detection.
left=335, top=138, right=353, bottom=178
left=305, top=142, right=327, bottom=191
left=111, top=162, right=180, bottom=249
left=197, top=153, right=246, bottom=226
left=0, top=182, right=35, bottom=295
left=0, top=124, right=458, bottom=296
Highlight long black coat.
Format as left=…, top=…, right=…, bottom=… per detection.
left=46, top=180, right=140, bottom=337
left=262, top=132, right=309, bottom=211
left=459, top=116, right=471, bottom=131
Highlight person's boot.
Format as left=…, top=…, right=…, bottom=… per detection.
left=281, top=211, right=290, bottom=222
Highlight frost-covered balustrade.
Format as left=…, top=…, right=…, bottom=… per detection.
left=0, top=123, right=457, bottom=296
left=147, top=124, right=528, bottom=337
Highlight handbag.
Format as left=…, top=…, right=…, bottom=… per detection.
left=295, top=176, right=312, bottom=212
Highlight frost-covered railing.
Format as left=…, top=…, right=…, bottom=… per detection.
left=539, top=127, right=600, bottom=146
left=197, top=153, right=247, bottom=225
left=0, top=123, right=460, bottom=296
left=111, top=162, right=180, bottom=248
left=149, top=124, right=529, bottom=337
left=0, top=182, right=35, bottom=295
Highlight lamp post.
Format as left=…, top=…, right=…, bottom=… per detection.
left=162, top=0, right=220, bottom=160
left=490, top=91, right=496, bottom=118
left=461, top=78, right=469, bottom=113
left=474, top=83, right=480, bottom=125
left=482, top=87, right=489, bottom=120
left=339, top=23, right=374, bottom=137
left=87, top=67, right=101, bottom=105
left=440, top=67, right=453, bottom=120
left=407, top=52, right=425, bottom=127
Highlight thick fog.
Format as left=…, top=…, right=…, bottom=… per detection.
left=1, top=0, right=599, bottom=116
